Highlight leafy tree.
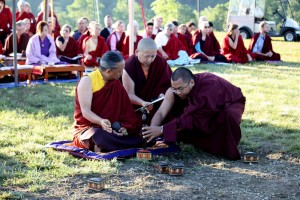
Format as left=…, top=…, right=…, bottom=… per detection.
left=151, top=0, right=197, bottom=25
left=201, top=2, right=229, bottom=31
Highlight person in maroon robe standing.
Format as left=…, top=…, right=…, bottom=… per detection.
left=222, top=24, right=254, bottom=63
left=56, top=24, right=80, bottom=63
left=72, top=51, right=142, bottom=152
left=16, top=1, right=36, bottom=35
left=107, top=20, right=126, bottom=53
left=190, top=21, right=228, bottom=63
left=4, top=20, right=29, bottom=56
left=122, top=38, right=172, bottom=124
left=143, top=67, right=246, bottom=160
left=0, top=0, right=12, bottom=46
left=82, top=23, right=108, bottom=66
left=248, top=21, right=281, bottom=61
left=122, top=20, right=143, bottom=60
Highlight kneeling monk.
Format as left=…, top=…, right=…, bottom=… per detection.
left=72, top=51, right=142, bottom=152
left=143, top=67, right=246, bottom=160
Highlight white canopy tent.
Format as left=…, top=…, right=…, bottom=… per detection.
left=11, top=0, right=135, bottom=86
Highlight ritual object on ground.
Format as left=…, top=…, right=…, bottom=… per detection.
left=87, top=177, right=106, bottom=191
left=243, top=152, right=259, bottom=163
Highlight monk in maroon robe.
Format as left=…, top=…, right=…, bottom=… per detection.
left=82, top=23, right=108, bottom=66
left=16, top=1, right=36, bottom=35
left=143, top=67, right=246, bottom=160
left=208, top=22, right=222, bottom=56
left=77, top=30, right=90, bottom=54
left=122, top=38, right=172, bottom=124
left=107, top=20, right=126, bottom=53
left=190, top=21, right=227, bottom=63
left=122, top=21, right=143, bottom=60
left=248, top=21, right=281, bottom=61
left=36, top=5, right=61, bottom=33
left=4, top=21, right=29, bottom=56
left=222, top=24, right=254, bottom=63
left=0, top=0, right=12, bottom=46
left=72, top=51, right=142, bottom=152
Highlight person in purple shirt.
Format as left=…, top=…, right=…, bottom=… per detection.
left=25, top=21, right=59, bottom=65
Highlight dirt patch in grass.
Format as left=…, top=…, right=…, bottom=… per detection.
left=2, top=150, right=299, bottom=200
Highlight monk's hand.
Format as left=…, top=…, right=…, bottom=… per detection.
left=119, top=127, right=128, bottom=136
left=208, top=56, right=215, bottom=61
left=85, top=54, right=92, bottom=60
left=162, top=53, right=169, bottom=60
left=158, top=93, right=165, bottom=98
left=267, top=51, right=273, bottom=57
left=142, top=126, right=163, bottom=143
left=100, top=119, right=112, bottom=133
left=142, top=101, right=153, bottom=112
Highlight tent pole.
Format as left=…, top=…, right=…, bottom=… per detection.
left=12, top=0, right=18, bottom=86
left=128, top=0, right=134, bottom=56
left=43, top=0, right=49, bottom=22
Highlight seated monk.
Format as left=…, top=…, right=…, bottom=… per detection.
left=122, top=38, right=172, bottom=124
left=155, top=22, right=185, bottom=60
left=222, top=24, right=253, bottom=63
left=190, top=21, right=227, bottom=63
left=143, top=67, right=246, bottom=160
left=56, top=24, right=80, bottom=64
left=47, top=17, right=60, bottom=40
left=82, top=22, right=108, bottom=67
left=4, top=20, right=29, bottom=56
left=122, top=20, right=143, bottom=60
left=249, top=21, right=281, bottom=61
left=36, top=1, right=61, bottom=33
left=208, top=22, right=222, bottom=56
left=77, top=21, right=96, bottom=54
left=72, top=51, right=142, bottom=152
left=16, top=1, right=36, bottom=35
left=142, top=21, right=156, bottom=40
left=107, top=20, right=126, bottom=53
left=25, top=21, right=59, bottom=65
left=23, top=18, right=33, bottom=37
left=178, top=24, right=193, bottom=55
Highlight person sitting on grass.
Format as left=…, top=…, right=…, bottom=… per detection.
left=25, top=21, right=59, bottom=65
left=72, top=51, right=142, bottom=152
left=248, top=21, right=281, bottom=61
left=222, top=24, right=254, bottom=63
left=142, top=67, right=246, bottom=160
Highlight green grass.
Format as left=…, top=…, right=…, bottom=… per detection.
left=0, top=33, right=300, bottom=198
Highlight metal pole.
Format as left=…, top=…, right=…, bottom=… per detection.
left=197, top=0, right=200, bottom=19
left=12, top=0, right=18, bottom=86
left=128, top=0, right=134, bottom=56
left=96, top=0, right=100, bottom=24
left=43, top=0, right=49, bottom=22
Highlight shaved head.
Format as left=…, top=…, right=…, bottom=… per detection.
left=137, top=38, right=157, bottom=51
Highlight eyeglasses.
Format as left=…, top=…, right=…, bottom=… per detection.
left=171, top=81, right=190, bottom=94
left=204, top=26, right=210, bottom=28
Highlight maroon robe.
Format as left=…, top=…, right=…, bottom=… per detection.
left=107, top=31, right=125, bottom=52
left=248, top=33, right=281, bottom=61
left=82, top=35, right=108, bottom=66
left=222, top=34, right=253, bottom=63
left=56, top=36, right=79, bottom=58
left=122, top=34, right=143, bottom=60
left=163, top=73, right=246, bottom=160
left=125, top=55, right=172, bottom=123
left=190, top=29, right=214, bottom=60
left=177, top=33, right=191, bottom=55
left=36, top=11, right=61, bottom=32
left=77, top=30, right=90, bottom=54
left=210, top=31, right=221, bottom=55
left=4, top=33, right=29, bottom=56
left=0, top=7, right=12, bottom=45
left=72, top=75, right=142, bottom=151
left=16, top=11, right=36, bottom=35
left=183, top=32, right=194, bottom=55
left=0, top=42, right=2, bottom=54
left=161, top=34, right=185, bottom=60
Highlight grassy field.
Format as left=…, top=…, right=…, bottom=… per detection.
left=0, top=33, right=299, bottom=199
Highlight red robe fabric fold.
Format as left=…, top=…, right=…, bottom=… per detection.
left=107, top=31, right=125, bottom=52
left=56, top=37, right=79, bottom=58
left=122, top=35, right=143, bottom=60
left=0, top=42, right=3, bottom=54
left=36, top=12, right=61, bottom=33
left=82, top=35, right=108, bottom=66
left=16, top=11, right=36, bottom=35
left=190, top=30, right=214, bottom=59
left=77, top=30, right=90, bottom=54
left=248, top=33, right=281, bottom=61
left=222, top=34, right=253, bottom=63
left=183, top=32, right=194, bottom=55
left=125, top=55, right=172, bottom=123
left=72, top=77, right=140, bottom=148
left=177, top=33, right=193, bottom=55
left=0, top=7, right=12, bottom=45
left=4, top=33, right=30, bottom=56
left=210, top=31, right=221, bottom=55
left=163, top=73, right=246, bottom=160
left=161, top=34, right=185, bottom=60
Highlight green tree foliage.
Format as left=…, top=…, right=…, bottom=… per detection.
left=201, top=2, right=229, bottom=31
left=151, top=0, right=197, bottom=24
